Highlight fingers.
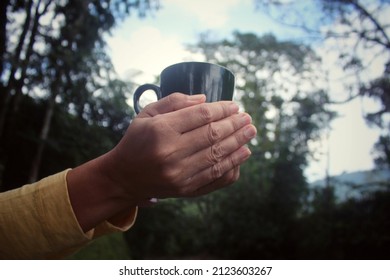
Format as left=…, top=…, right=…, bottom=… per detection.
left=188, top=167, right=240, bottom=197
left=130, top=94, right=257, bottom=201
left=174, top=123, right=256, bottom=197
left=138, top=93, right=206, bottom=118
left=165, top=101, right=240, bottom=133
left=179, top=112, right=253, bottom=157
left=181, top=145, right=249, bottom=197
left=205, top=146, right=251, bottom=182
left=184, top=142, right=252, bottom=187
left=185, top=123, right=256, bottom=172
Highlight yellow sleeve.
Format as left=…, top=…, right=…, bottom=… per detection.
left=0, top=170, right=137, bottom=259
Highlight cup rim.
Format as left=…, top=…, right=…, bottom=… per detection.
left=162, top=61, right=234, bottom=76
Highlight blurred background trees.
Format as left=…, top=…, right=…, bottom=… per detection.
left=0, top=0, right=159, bottom=189
left=256, top=0, right=390, bottom=170
left=1, top=0, right=389, bottom=259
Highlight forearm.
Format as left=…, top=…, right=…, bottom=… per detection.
left=0, top=167, right=138, bottom=259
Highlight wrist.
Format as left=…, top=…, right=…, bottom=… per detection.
left=66, top=152, right=137, bottom=232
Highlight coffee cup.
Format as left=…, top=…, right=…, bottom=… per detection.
left=133, top=62, right=235, bottom=114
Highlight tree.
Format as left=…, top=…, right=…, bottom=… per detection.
left=255, top=0, right=390, bottom=169
left=250, top=1, right=390, bottom=260
left=0, top=0, right=159, bottom=188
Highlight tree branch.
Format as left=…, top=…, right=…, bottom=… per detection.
left=350, top=0, right=390, bottom=49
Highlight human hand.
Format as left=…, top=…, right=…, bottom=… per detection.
left=104, top=93, right=257, bottom=202
left=67, top=93, right=257, bottom=231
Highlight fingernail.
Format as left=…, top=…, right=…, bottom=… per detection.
left=244, top=125, right=257, bottom=139
left=230, top=103, right=239, bottom=114
left=239, top=146, right=252, bottom=160
left=240, top=113, right=252, bottom=126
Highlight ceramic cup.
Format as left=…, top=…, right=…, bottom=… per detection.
left=133, top=62, right=235, bottom=113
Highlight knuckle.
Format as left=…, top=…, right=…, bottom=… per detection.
left=207, top=122, right=222, bottom=144
left=166, top=93, right=182, bottom=109
left=211, top=162, right=224, bottom=180
left=169, top=92, right=183, bottom=100
left=160, top=167, right=181, bottom=188
left=210, top=143, right=224, bottom=163
left=198, top=104, right=213, bottom=123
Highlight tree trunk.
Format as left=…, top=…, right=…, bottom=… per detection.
left=10, top=0, right=43, bottom=116
left=28, top=92, right=57, bottom=183
left=0, top=0, right=35, bottom=140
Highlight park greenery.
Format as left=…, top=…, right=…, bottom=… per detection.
left=0, top=0, right=389, bottom=259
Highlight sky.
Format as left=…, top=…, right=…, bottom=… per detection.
left=106, top=0, right=383, bottom=182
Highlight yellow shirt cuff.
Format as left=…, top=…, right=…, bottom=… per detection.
left=0, top=170, right=137, bottom=259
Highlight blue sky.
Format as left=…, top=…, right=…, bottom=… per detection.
left=106, top=0, right=382, bottom=181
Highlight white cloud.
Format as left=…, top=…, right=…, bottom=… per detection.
left=107, top=26, right=204, bottom=84
left=107, top=25, right=205, bottom=108
left=164, top=0, right=244, bottom=28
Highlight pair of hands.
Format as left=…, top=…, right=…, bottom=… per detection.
left=109, top=93, right=257, bottom=201
left=68, top=93, right=256, bottom=231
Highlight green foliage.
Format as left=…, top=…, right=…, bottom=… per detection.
left=293, top=190, right=390, bottom=259
left=0, top=0, right=156, bottom=188
left=373, top=135, right=390, bottom=168
left=1, top=92, right=130, bottom=189
left=124, top=199, right=207, bottom=259
left=69, top=232, right=131, bottom=260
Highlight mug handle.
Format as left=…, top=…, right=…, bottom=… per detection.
left=133, top=84, right=162, bottom=114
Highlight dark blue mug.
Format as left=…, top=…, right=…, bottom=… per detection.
left=133, top=62, right=235, bottom=114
